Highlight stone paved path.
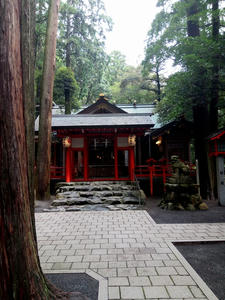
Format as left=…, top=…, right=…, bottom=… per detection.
left=35, top=211, right=225, bottom=300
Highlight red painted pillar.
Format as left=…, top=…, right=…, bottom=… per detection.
left=130, top=147, right=135, bottom=181
left=65, top=148, right=72, bottom=182
left=114, top=137, right=118, bottom=180
left=149, top=166, right=153, bottom=196
left=84, top=137, right=88, bottom=181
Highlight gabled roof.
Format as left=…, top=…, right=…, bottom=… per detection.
left=150, top=117, right=193, bottom=138
left=208, top=128, right=225, bottom=140
left=35, top=113, right=154, bottom=131
left=78, top=95, right=127, bottom=114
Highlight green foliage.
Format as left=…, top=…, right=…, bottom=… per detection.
left=57, top=0, right=112, bottom=104
left=155, top=72, right=194, bottom=123
left=53, top=67, right=80, bottom=110
left=143, top=0, right=225, bottom=128
left=108, top=66, right=157, bottom=104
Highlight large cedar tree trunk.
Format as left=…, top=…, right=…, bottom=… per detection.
left=21, top=0, right=36, bottom=234
left=36, top=0, right=61, bottom=200
left=0, top=1, right=58, bottom=298
left=186, top=0, right=210, bottom=198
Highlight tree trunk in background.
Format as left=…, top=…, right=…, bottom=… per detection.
left=0, top=1, right=63, bottom=298
left=186, top=0, right=210, bottom=198
left=209, top=0, right=220, bottom=200
left=156, top=64, right=161, bottom=102
left=65, top=8, right=72, bottom=114
left=36, top=0, right=61, bottom=200
left=210, top=0, right=220, bottom=132
left=21, top=0, right=36, bottom=235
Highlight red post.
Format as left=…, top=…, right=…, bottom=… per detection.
left=114, top=137, right=118, bottom=180
left=65, top=147, right=72, bottom=182
left=130, top=147, right=135, bottom=181
left=84, top=137, right=88, bottom=181
left=149, top=166, right=153, bottom=196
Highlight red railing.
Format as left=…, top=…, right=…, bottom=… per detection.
left=135, top=159, right=196, bottom=196
left=50, top=166, right=65, bottom=179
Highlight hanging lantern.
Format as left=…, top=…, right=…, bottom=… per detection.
left=63, top=136, right=72, bottom=148
left=156, top=136, right=162, bottom=146
left=128, top=135, right=136, bottom=146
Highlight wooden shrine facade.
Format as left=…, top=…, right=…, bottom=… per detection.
left=51, top=127, right=150, bottom=182
left=40, top=95, right=154, bottom=183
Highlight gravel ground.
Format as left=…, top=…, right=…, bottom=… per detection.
left=144, top=197, right=225, bottom=224
left=45, top=273, right=98, bottom=300
left=175, top=242, right=225, bottom=300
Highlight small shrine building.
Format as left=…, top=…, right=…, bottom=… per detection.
left=35, top=95, right=193, bottom=190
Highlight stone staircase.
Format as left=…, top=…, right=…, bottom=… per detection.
left=50, top=181, right=146, bottom=211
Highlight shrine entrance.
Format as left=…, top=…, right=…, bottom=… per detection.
left=88, top=136, right=115, bottom=179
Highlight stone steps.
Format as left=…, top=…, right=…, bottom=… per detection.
left=52, top=181, right=146, bottom=208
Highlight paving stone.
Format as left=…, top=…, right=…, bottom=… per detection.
left=120, top=286, right=145, bottom=299
left=143, top=286, right=169, bottom=298
left=163, top=260, right=182, bottom=267
left=47, top=256, right=66, bottom=263
left=117, top=267, right=137, bottom=276
left=171, top=275, right=196, bottom=285
left=137, top=267, right=157, bottom=276
left=59, top=249, right=76, bottom=256
left=109, top=287, right=120, bottom=299
left=65, top=255, right=83, bottom=262
left=83, top=255, right=100, bottom=262
left=101, top=254, right=117, bottom=261
left=150, top=275, right=174, bottom=286
left=90, top=261, right=108, bottom=269
left=175, top=266, right=189, bottom=275
left=145, top=260, right=164, bottom=267
left=71, top=262, right=89, bottom=269
left=52, top=262, right=72, bottom=270
left=97, top=268, right=117, bottom=278
left=36, top=210, right=225, bottom=300
left=152, top=253, right=169, bottom=260
left=109, top=261, right=127, bottom=268
left=167, top=286, right=193, bottom=298
left=156, top=266, right=178, bottom=275
left=129, top=276, right=151, bottom=286
left=127, top=260, right=145, bottom=268
left=189, top=286, right=205, bottom=298
left=108, top=277, right=129, bottom=286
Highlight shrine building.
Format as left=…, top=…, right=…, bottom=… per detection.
left=35, top=95, right=193, bottom=192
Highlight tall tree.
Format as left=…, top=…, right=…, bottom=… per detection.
left=57, top=0, right=112, bottom=104
left=210, top=0, right=220, bottom=131
left=21, top=0, right=36, bottom=229
left=36, top=0, right=61, bottom=200
left=0, top=1, right=68, bottom=298
left=53, top=66, right=80, bottom=113
left=143, top=0, right=225, bottom=197
left=186, top=0, right=210, bottom=197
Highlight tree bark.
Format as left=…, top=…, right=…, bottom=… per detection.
left=210, top=0, right=220, bottom=132
left=186, top=0, right=210, bottom=198
left=21, top=0, right=36, bottom=236
left=0, top=1, right=54, bottom=298
left=36, top=0, right=61, bottom=200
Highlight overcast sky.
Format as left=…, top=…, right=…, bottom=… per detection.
left=103, top=0, right=159, bottom=66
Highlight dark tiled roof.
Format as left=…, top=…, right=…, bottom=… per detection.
left=149, top=118, right=193, bottom=138
left=35, top=113, right=154, bottom=131
left=207, top=128, right=225, bottom=140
